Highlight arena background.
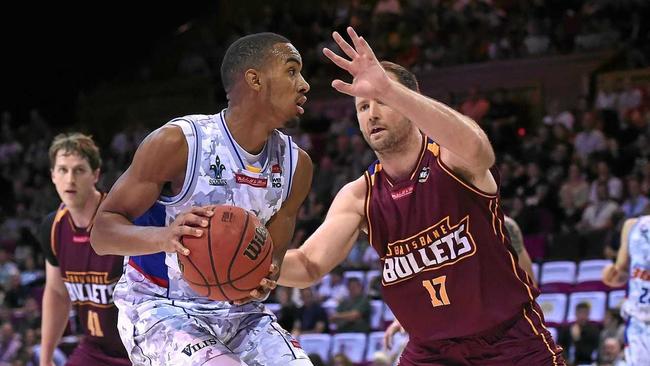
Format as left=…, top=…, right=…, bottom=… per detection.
left=1, top=1, right=649, bottom=365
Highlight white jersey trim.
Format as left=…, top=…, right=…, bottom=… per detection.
left=158, top=118, right=201, bottom=207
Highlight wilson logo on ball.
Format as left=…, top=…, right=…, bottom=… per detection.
left=244, top=226, right=268, bottom=260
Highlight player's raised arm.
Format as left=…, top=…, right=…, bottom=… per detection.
left=603, top=218, right=636, bottom=287
left=278, top=176, right=367, bottom=288
left=91, top=125, right=213, bottom=256
left=323, top=26, right=495, bottom=192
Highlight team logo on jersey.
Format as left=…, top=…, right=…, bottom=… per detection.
left=62, top=271, right=118, bottom=307
left=209, top=156, right=227, bottom=186
left=418, top=167, right=430, bottom=183
left=382, top=216, right=476, bottom=285
left=181, top=338, right=218, bottom=357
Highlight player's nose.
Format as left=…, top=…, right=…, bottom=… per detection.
left=298, top=74, right=310, bottom=94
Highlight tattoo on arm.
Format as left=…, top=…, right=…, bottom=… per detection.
left=504, top=217, right=524, bottom=255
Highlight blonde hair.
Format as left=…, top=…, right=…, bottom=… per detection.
left=48, top=132, right=102, bottom=171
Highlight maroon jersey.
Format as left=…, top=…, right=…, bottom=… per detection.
left=39, top=195, right=128, bottom=359
left=364, top=136, right=538, bottom=341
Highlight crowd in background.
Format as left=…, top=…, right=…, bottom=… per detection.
left=2, top=0, right=650, bottom=365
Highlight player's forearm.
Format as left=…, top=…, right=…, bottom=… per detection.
left=381, top=80, right=494, bottom=169
left=277, top=249, right=323, bottom=288
left=40, top=288, right=71, bottom=363
left=91, top=211, right=164, bottom=255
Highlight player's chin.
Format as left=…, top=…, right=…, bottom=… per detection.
left=282, top=116, right=300, bottom=129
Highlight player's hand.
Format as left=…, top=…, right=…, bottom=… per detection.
left=161, top=206, right=215, bottom=255
left=232, top=263, right=279, bottom=306
left=383, top=319, right=404, bottom=350
left=323, top=26, right=391, bottom=100
left=602, top=263, right=627, bottom=287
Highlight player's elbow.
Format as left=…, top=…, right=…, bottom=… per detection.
left=89, top=223, right=111, bottom=256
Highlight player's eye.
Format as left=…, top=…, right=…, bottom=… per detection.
left=359, top=104, right=369, bottom=112
left=288, top=69, right=296, bottom=76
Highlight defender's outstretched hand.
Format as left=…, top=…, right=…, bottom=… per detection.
left=323, top=26, right=391, bottom=100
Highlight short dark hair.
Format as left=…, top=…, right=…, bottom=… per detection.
left=220, top=32, right=291, bottom=92
left=380, top=61, right=419, bottom=92
left=49, top=133, right=102, bottom=171
left=576, top=302, right=591, bottom=311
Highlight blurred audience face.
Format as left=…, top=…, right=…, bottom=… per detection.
left=627, top=177, right=641, bottom=198
left=602, top=337, right=622, bottom=361
left=596, top=183, right=609, bottom=202
left=347, top=278, right=363, bottom=297
left=277, top=287, right=292, bottom=306
left=597, top=161, right=610, bottom=179
left=575, top=304, right=590, bottom=324
left=50, top=151, right=99, bottom=210
left=300, top=288, right=315, bottom=306
left=568, top=164, right=582, bottom=181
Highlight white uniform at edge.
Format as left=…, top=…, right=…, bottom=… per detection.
left=622, top=215, right=650, bottom=366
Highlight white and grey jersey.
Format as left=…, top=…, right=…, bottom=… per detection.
left=622, top=215, right=650, bottom=322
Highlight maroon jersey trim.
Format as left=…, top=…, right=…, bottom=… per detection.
left=434, top=152, right=498, bottom=199
left=506, top=249, right=535, bottom=301
left=489, top=198, right=507, bottom=242
left=363, top=171, right=374, bottom=248
left=523, top=305, right=562, bottom=365
left=50, top=206, right=69, bottom=256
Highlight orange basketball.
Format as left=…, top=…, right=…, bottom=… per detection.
left=178, top=205, right=273, bottom=301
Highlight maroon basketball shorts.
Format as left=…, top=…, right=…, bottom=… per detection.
left=398, top=301, right=566, bottom=366
left=65, top=339, right=131, bottom=366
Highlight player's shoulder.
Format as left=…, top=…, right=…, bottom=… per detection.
left=338, top=176, right=368, bottom=202
left=624, top=217, right=641, bottom=232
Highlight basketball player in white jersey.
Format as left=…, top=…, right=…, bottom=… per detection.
left=91, top=33, right=313, bottom=366
left=603, top=215, right=650, bottom=365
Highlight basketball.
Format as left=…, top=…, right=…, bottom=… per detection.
left=178, top=205, right=274, bottom=301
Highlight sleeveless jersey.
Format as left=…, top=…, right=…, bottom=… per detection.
left=43, top=197, right=127, bottom=358
left=364, top=136, right=538, bottom=341
left=127, top=110, right=299, bottom=305
left=622, top=216, right=650, bottom=322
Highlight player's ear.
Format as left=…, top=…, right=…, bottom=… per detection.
left=244, top=69, right=262, bottom=92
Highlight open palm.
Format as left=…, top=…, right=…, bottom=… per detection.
left=323, top=27, right=391, bottom=100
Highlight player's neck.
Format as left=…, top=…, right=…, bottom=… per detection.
left=224, top=106, right=272, bottom=154
left=375, top=130, right=424, bottom=181
left=67, top=190, right=102, bottom=228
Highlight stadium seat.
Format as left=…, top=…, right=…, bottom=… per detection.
left=343, top=270, right=366, bottom=286
left=383, top=303, right=396, bottom=325
left=365, top=331, right=409, bottom=363
left=536, top=293, right=568, bottom=327
left=299, top=334, right=331, bottom=363
left=575, top=259, right=612, bottom=291
left=331, top=333, right=367, bottom=363
left=608, top=290, right=626, bottom=309
left=540, top=261, right=576, bottom=293
left=370, top=300, right=384, bottom=330
left=566, top=291, right=607, bottom=323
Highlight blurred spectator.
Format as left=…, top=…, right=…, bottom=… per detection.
left=621, top=175, right=649, bottom=218
left=598, top=337, right=625, bottom=366
left=577, top=182, right=619, bottom=258
left=330, top=353, right=353, bottom=366
left=293, top=287, right=329, bottom=336
left=589, top=161, right=623, bottom=203
left=459, top=87, right=490, bottom=124
left=616, top=77, right=642, bottom=124
left=329, top=278, right=370, bottom=333
left=574, top=111, right=607, bottom=162
left=3, top=275, right=28, bottom=309
left=318, top=267, right=349, bottom=306
left=370, top=351, right=391, bottom=366
left=558, top=302, right=600, bottom=365
left=599, top=309, right=625, bottom=354
left=275, top=286, right=299, bottom=333
left=0, top=323, right=22, bottom=365
left=559, top=164, right=590, bottom=221
left=0, top=249, right=18, bottom=290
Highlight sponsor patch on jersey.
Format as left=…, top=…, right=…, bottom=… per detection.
left=390, top=185, right=414, bottom=200
left=72, top=234, right=90, bottom=243
left=271, top=164, right=282, bottom=174
left=181, top=338, right=218, bottom=357
left=235, top=173, right=268, bottom=188
left=290, top=339, right=302, bottom=349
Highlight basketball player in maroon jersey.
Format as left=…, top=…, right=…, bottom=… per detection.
left=38, top=133, right=130, bottom=365
left=278, top=27, right=565, bottom=365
